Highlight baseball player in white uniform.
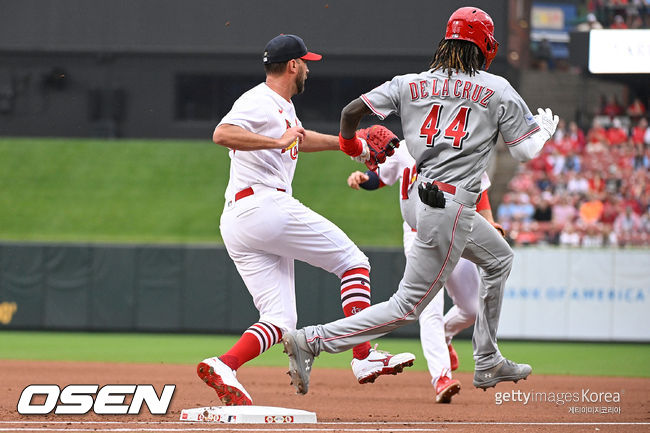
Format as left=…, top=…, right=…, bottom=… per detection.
left=283, top=7, right=559, bottom=395
left=348, top=142, right=501, bottom=403
left=197, top=34, right=415, bottom=406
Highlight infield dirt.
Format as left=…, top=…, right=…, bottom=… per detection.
left=1, top=360, right=648, bottom=432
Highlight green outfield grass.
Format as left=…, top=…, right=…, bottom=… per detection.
left=0, top=137, right=403, bottom=246
left=1, top=331, right=649, bottom=378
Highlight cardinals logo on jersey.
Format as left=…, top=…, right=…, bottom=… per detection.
left=281, top=119, right=299, bottom=160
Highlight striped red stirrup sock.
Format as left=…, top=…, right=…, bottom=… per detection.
left=219, top=321, right=283, bottom=371
left=340, top=267, right=372, bottom=360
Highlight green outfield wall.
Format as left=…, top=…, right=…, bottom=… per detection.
left=0, top=242, right=429, bottom=338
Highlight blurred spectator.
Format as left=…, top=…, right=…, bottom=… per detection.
left=513, top=221, right=540, bottom=246
left=559, top=223, right=581, bottom=247
left=600, top=196, right=620, bottom=225
left=511, top=193, right=535, bottom=223
left=564, top=152, right=582, bottom=172
left=544, top=222, right=563, bottom=245
left=579, top=193, right=604, bottom=225
left=553, top=195, right=578, bottom=226
left=567, top=171, right=589, bottom=194
left=606, top=118, right=628, bottom=146
left=605, top=165, right=623, bottom=194
left=576, top=13, right=604, bottom=31
left=628, top=13, right=644, bottom=29
left=533, top=193, right=553, bottom=222
left=534, top=38, right=555, bottom=70
left=497, top=193, right=516, bottom=227
left=588, top=170, right=606, bottom=194
left=614, top=206, right=642, bottom=245
left=633, top=145, right=649, bottom=170
left=548, top=149, right=566, bottom=175
left=536, top=171, right=553, bottom=192
left=586, top=118, right=608, bottom=150
left=631, top=118, right=649, bottom=146
left=602, top=95, right=625, bottom=118
left=610, top=14, right=628, bottom=28
left=627, top=98, right=646, bottom=120
left=581, top=225, right=605, bottom=247
left=567, top=121, right=586, bottom=152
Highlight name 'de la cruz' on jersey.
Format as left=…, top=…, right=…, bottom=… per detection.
left=407, top=76, right=495, bottom=108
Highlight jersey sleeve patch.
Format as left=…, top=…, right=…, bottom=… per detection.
left=524, top=112, right=536, bottom=126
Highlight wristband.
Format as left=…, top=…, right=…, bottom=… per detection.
left=339, top=133, right=362, bottom=157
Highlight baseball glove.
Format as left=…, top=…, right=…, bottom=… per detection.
left=355, top=125, right=400, bottom=171
left=491, top=221, right=506, bottom=238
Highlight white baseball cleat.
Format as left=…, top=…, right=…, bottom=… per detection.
left=351, top=344, right=416, bottom=384
left=197, top=357, right=253, bottom=406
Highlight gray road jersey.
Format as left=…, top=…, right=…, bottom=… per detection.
left=362, top=69, right=539, bottom=192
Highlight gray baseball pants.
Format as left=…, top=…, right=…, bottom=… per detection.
left=302, top=177, right=513, bottom=370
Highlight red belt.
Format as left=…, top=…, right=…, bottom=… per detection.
left=434, top=181, right=481, bottom=204
left=433, top=181, right=456, bottom=195
left=234, top=187, right=286, bottom=202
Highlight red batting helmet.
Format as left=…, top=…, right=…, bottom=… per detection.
left=445, top=7, right=499, bottom=69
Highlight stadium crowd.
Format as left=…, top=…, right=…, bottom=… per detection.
left=580, top=0, right=650, bottom=30
left=497, top=100, right=650, bottom=248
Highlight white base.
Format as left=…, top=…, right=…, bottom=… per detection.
left=179, top=405, right=317, bottom=424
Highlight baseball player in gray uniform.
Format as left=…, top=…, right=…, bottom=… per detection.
left=282, top=6, right=559, bottom=394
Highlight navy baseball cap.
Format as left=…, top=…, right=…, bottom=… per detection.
left=263, top=34, right=322, bottom=64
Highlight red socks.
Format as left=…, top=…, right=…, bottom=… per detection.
left=219, top=321, right=283, bottom=371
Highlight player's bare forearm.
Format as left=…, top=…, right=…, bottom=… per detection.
left=213, top=124, right=304, bottom=151
left=300, top=130, right=339, bottom=152
left=340, top=98, right=372, bottom=139
left=478, top=208, right=495, bottom=224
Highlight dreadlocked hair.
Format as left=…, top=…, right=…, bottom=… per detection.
left=429, top=39, right=485, bottom=77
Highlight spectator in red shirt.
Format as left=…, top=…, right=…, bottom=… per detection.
left=567, top=121, right=586, bottom=152
left=588, top=170, right=606, bottom=194
left=631, top=118, right=648, bottom=146
left=606, top=118, right=628, bottom=146
left=602, top=95, right=624, bottom=117
left=610, top=14, right=628, bottom=29
left=528, top=151, right=553, bottom=174
left=600, top=196, right=620, bottom=225
left=627, top=98, right=646, bottom=120
left=587, top=118, right=608, bottom=147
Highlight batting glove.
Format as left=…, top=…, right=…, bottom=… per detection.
left=533, top=107, right=560, bottom=142
left=350, top=138, right=370, bottom=163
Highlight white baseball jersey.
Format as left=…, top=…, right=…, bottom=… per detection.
left=362, top=69, right=538, bottom=192
left=218, top=82, right=369, bottom=332
left=219, top=83, right=301, bottom=199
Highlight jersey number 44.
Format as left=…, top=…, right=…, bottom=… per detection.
left=420, top=104, right=471, bottom=149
